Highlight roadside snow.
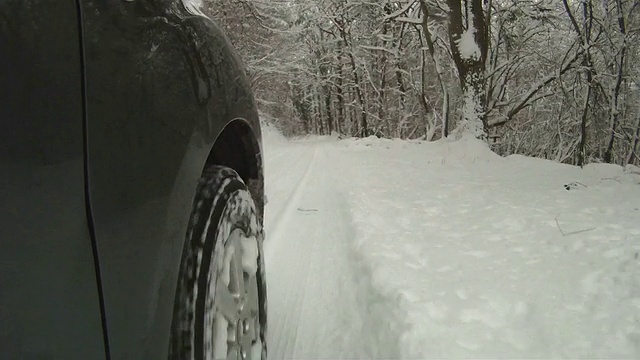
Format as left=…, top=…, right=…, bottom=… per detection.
left=263, top=126, right=640, bottom=359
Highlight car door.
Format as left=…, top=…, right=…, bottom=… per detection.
left=79, top=0, right=222, bottom=358
left=0, top=0, right=107, bottom=358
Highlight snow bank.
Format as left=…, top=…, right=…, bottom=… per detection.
left=333, top=135, right=640, bottom=358
left=262, top=127, right=640, bottom=358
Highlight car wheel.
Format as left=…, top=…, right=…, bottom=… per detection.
left=170, top=166, right=267, bottom=360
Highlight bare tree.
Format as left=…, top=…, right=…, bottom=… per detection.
left=204, top=0, right=639, bottom=165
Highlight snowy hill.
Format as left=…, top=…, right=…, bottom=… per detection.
left=261, top=125, right=640, bottom=359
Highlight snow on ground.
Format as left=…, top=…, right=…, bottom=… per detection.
left=261, top=124, right=640, bottom=359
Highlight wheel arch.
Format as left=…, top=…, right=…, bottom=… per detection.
left=205, top=118, right=264, bottom=218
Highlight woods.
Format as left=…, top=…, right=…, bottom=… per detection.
left=202, top=0, right=640, bottom=166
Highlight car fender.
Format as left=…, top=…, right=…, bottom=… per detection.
left=79, top=1, right=262, bottom=358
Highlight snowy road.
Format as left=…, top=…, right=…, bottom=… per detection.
left=263, top=139, right=400, bottom=359
left=261, top=125, right=640, bottom=359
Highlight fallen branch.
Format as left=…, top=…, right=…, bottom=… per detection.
left=555, top=216, right=596, bottom=237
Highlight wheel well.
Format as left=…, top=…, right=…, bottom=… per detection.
left=205, top=119, right=264, bottom=214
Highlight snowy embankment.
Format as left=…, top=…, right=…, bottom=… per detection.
left=262, top=123, right=640, bottom=359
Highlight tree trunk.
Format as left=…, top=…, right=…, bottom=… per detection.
left=627, top=111, right=640, bottom=166
left=446, top=0, right=489, bottom=138
left=348, top=52, right=368, bottom=137
left=563, top=0, right=594, bottom=166
left=578, top=81, right=592, bottom=167
left=336, top=60, right=345, bottom=134
left=604, top=0, right=627, bottom=164
left=324, top=89, right=334, bottom=134
left=377, top=4, right=394, bottom=136
left=338, top=21, right=368, bottom=137
left=420, top=0, right=450, bottom=138
left=393, top=23, right=407, bottom=138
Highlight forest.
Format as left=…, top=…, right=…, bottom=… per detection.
left=201, top=0, right=640, bottom=167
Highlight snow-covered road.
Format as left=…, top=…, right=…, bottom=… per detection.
left=263, top=138, right=401, bottom=358
left=261, top=125, right=640, bottom=359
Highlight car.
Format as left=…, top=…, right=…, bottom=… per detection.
left=0, top=0, right=268, bottom=359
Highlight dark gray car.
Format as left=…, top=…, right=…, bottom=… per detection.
left=0, top=0, right=267, bottom=359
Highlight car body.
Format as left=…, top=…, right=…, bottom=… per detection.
left=0, top=0, right=264, bottom=358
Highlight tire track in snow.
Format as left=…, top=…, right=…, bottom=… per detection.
left=264, top=146, right=318, bottom=260
left=264, top=146, right=318, bottom=358
left=264, top=141, right=402, bottom=359
left=263, top=145, right=315, bottom=228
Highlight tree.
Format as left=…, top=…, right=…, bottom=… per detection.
left=446, top=0, right=489, bottom=138
left=202, top=0, right=640, bottom=166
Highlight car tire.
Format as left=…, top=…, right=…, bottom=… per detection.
left=169, top=166, right=267, bottom=360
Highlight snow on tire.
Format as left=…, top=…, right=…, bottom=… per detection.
left=169, top=166, right=267, bottom=360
